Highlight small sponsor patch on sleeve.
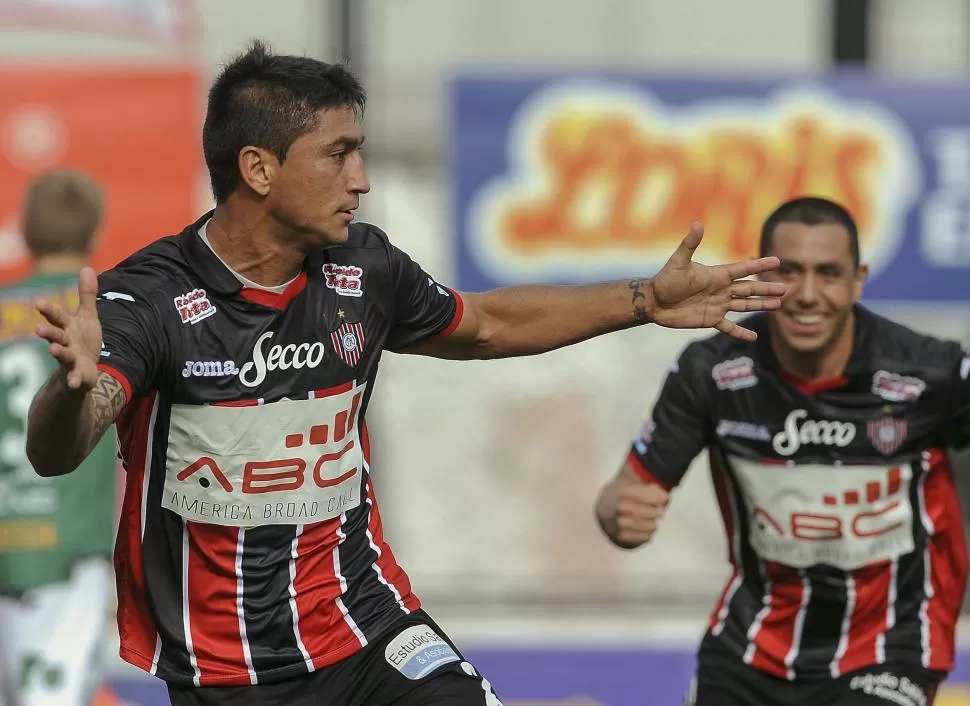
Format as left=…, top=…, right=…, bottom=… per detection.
left=384, top=624, right=460, bottom=680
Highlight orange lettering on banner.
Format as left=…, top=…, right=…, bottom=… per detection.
left=500, top=111, right=880, bottom=261
left=0, top=68, right=201, bottom=285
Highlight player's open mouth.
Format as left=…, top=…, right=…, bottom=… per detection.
left=787, top=312, right=825, bottom=335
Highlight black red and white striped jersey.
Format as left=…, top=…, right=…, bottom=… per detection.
left=95, top=214, right=462, bottom=687
left=627, top=307, right=970, bottom=681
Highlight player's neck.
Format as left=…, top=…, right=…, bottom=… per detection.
left=206, top=203, right=305, bottom=288
left=31, top=254, right=86, bottom=276
left=772, top=313, right=856, bottom=382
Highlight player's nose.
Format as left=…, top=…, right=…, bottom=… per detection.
left=349, top=157, right=370, bottom=194
left=794, top=272, right=820, bottom=308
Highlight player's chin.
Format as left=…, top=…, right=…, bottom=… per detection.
left=315, top=221, right=350, bottom=246
left=777, top=326, right=833, bottom=354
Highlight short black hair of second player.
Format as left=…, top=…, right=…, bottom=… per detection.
left=759, top=196, right=860, bottom=268
left=203, top=39, right=366, bottom=203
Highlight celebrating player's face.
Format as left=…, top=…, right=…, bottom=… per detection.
left=762, top=221, right=867, bottom=355
left=269, top=106, right=370, bottom=246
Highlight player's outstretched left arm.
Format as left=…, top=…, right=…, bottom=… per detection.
left=406, top=222, right=784, bottom=360
left=26, top=267, right=128, bottom=477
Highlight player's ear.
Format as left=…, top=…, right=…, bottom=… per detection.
left=852, top=263, right=869, bottom=301
left=238, top=146, right=277, bottom=197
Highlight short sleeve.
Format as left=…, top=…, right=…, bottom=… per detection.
left=95, top=278, right=166, bottom=400
left=942, top=347, right=970, bottom=450
left=627, top=346, right=713, bottom=489
left=383, top=242, right=463, bottom=352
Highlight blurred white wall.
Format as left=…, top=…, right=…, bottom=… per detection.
left=364, top=0, right=827, bottom=157
left=4, top=0, right=970, bottom=613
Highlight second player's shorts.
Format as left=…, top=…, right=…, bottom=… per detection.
left=0, top=558, right=113, bottom=706
left=166, top=609, right=503, bottom=706
left=685, top=651, right=943, bottom=706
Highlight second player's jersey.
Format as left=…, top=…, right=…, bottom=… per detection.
left=0, top=273, right=117, bottom=595
left=97, top=215, right=462, bottom=687
left=627, top=309, right=970, bottom=681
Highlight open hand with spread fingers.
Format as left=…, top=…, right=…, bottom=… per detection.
left=34, top=266, right=103, bottom=392
left=649, top=222, right=786, bottom=341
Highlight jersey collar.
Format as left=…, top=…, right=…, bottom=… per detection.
left=180, top=210, right=245, bottom=297
left=179, top=210, right=310, bottom=310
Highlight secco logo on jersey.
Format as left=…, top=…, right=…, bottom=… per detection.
left=238, top=331, right=326, bottom=388
left=163, top=382, right=365, bottom=527
left=772, top=409, right=856, bottom=456
left=323, top=263, right=364, bottom=297
left=732, top=455, right=915, bottom=570
left=384, top=625, right=460, bottom=680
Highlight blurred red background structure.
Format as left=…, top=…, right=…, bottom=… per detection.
left=0, top=67, right=202, bottom=282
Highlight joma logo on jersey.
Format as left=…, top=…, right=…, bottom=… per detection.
left=182, top=360, right=238, bottom=378
left=239, top=331, right=327, bottom=388
left=772, top=408, right=856, bottom=456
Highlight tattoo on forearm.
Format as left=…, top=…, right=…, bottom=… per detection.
left=628, top=279, right=653, bottom=323
left=90, top=373, right=127, bottom=437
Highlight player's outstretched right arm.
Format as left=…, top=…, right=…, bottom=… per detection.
left=26, top=267, right=127, bottom=477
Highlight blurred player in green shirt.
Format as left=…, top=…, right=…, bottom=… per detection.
left=0, top=170, right=116, bottom=706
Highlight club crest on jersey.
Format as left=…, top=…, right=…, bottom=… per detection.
left=871, top=370, right=925, bottom=403
left=323, top=263, right=363, bottom=297
left=330, top=321, right=365, bottom=366
left=174, top=288, right=216, bottom=325
left=867, top=417, right=907, bottom=456
left=712, top=356, right=758, bottom=391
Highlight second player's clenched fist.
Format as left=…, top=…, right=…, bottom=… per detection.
left=596, top=466, right=670, bottom=549
left=613, top=482, right=669, bottom=547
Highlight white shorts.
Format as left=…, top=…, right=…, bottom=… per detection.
left=0, top=559, right=113, bottom=706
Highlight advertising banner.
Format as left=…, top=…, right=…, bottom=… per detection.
left=454, top=74, right=970, bottom=302
left=99, top=645, right=970, bottom=705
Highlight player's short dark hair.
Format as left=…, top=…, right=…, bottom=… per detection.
left=21, top=169, right=103, bottom=257
left=759, top=196, right=860, bottom=267
left=203, top=39, right=366, bottom=203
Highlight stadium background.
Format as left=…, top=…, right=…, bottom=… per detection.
left=4, top=1, right=970, bottom=704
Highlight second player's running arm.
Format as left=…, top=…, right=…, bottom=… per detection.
left=594, top=343, right=714, bottom=549
left=26, top=369, right=127, bottom=477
